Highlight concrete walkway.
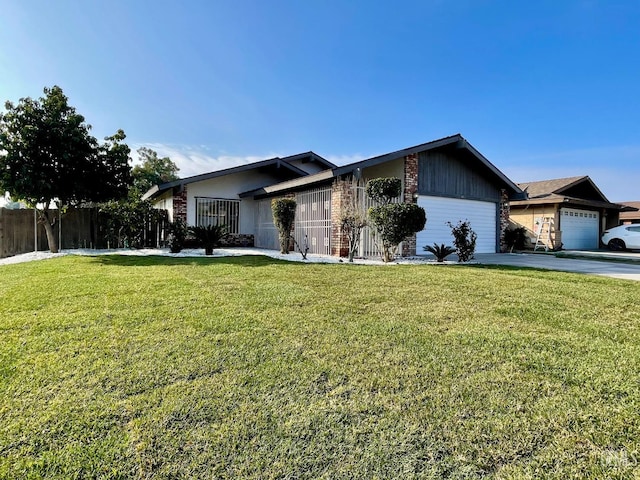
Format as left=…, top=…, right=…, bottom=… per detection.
left=474, top=252, right=640, bottom=281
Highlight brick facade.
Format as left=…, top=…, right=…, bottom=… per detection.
left=220, top=233, right=254, bottom=248
left=330, top=180, right=351, bottom=257
left=173, top=187, right=188, bottom=224
left=401, top=154, right=419, bottom=256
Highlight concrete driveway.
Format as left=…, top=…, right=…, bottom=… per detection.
left=475, top=252, right=640, bottom=281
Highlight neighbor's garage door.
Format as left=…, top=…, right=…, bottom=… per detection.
left=416, top=196, right=497, bottom=254
left=559, top=208, right=600, bottom=250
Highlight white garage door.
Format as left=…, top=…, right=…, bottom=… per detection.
left=559, top=208, right=600, bottom=250
left=416, top=196, right=497, bottom=254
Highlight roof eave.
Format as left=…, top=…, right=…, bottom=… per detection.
left=332, top=134, right=464, bottom=177
left=554, top=176, right=610, bottom=203
left=145, top=156, right=311, bottom=201
left=512, top=196, right=628, bottom=210
left=141, top=185, right=161, bottom=201
left=281, top=151, right=337, bottom=169
left=240, top=169, right=336, bottom=198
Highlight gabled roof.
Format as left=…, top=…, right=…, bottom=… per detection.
left=241, top=134, right=523, bottom=199
left=279, top=151, right=336, bottom=170
left=513, top=175, right=627, bottom=210
left=620, top=201, right=640, bottom=220
left=517, top=176, right=608, bottom=201
left=142, top=156, right=310, bottom=201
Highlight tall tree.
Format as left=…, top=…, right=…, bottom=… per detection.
left=131, top=147, right=179, bottom=198
left=0, top=86, right=131, bottom=253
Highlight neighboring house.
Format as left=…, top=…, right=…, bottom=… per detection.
left=144, top=134, right=523, bottom=257
left=510, top=176, right=635, bottom=250
left=619, top=202, right=640, bottom=224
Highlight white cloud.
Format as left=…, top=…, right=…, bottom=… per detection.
left=130, top=144, right=374, bottom=177
left=130, top=143, right=279, bottom=179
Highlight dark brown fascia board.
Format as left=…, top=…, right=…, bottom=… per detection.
left=238, top=137, right=470, bottom=199
left=281, top=151, right=337, bottom=169
left=239, top=169, right=336, bottom=198
left=331, top=134, right=463, bottom=177
left=619, top=201, right=640, bottom=213
left=511, top=195, right=627, bottom=210
left=333, top=134, right=523, bottom=196
left=548, top=175, right=588, bottom=193
left=141, top=157, right=309, bottom=201
left=620, top=205, right=640, bottom=213
left=243, top=134, right=524, bottom=199
left=553, top=175, right=610, bottom=202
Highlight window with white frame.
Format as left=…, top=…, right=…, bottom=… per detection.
left=195, top=197, right=240, bottom=234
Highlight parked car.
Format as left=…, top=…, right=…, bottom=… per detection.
left=602, top=225, right=640, bottom=250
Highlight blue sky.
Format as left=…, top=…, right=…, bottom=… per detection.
left=1, top=0, right=638, bottom=201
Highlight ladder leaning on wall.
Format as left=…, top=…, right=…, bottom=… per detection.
left=534, top=217, right=554, bottom=251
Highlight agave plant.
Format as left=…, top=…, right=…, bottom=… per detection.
left=189, top=224, right=228, bottom=255
left=423, top=243, right=456, bottom=262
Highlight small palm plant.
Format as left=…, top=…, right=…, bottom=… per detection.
left=423, top=243, right=456, bottom=262
left=189, top=224, right=228, bottom=255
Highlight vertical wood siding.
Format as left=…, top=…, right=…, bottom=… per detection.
left=418, top=151, right=500, bottom=202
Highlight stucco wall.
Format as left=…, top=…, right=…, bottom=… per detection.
left=153, top=191, right=174, bottom=222
left=361, top=158, right=404, bottom=185
left=186, top=171, right=287, bottom=233
left=510, top=205, right=559, bottom=249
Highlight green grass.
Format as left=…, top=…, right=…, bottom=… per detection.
left=1, top=255, right=639, bottom=479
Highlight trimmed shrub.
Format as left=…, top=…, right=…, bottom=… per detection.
left=369, top=202, right=426, bottom=262
left=447, top=220, right=477, bottom=262
left=365, top=177, right=402, bottom=205
left=271, top=198, right=296, bottom=254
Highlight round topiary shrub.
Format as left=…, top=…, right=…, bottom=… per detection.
left=271, top=198, right=297, bottom=254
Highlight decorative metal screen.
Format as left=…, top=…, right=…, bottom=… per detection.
left=195, top=198, right=239, bottom=234
left=254, top=199, right=279, bottom=250
left=295, top=187, right=332, bottom=255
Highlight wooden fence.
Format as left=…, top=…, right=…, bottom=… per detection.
left=0, top=207, right=169, bottom=259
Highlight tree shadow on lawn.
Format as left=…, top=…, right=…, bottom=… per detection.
left=84, top=255, right=612, bottom=283
left=87, top=254, right=310, bottom=268
left=88, top=255, right=563, bottom=275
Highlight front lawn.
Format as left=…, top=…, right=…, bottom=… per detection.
left=1, top=255, right=639, bottom=479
